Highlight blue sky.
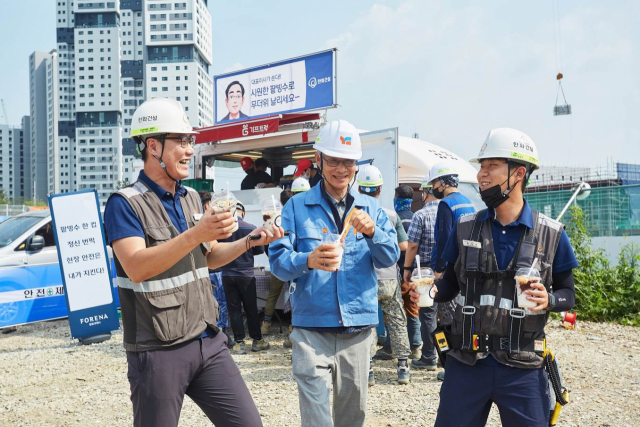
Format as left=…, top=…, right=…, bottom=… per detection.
left=1, top=0, right=638, bottom=167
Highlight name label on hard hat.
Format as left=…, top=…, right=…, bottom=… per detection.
left=463, top=240, right=481, bottom=249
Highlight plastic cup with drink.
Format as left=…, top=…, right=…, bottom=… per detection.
left=323, top=233, right=345, bottom=270
left=514, top=267, right=541, bottom=309
left=411, top=266, right=436, bottom=307
left=261, top=196, right=283, bottom=230
left=211, top=190, right=239, bottom=233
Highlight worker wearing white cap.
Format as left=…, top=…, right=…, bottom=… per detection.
left=269, top=120, right=399, bottom=427
left=104, top=98, right=283, bottom=427
left=411, top=128, right=578, bottom=426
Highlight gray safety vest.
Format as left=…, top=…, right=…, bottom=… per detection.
left=110, top=180, right=219, bottom=352
left=450, top=209, right=563, bottom=369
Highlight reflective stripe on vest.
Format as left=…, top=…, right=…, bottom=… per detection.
left=456, top=294, right=546, bottom=316
left=117, top=267, right=209, bottom=293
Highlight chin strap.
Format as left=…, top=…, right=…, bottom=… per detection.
left=152, top=134, right=179, bottom=183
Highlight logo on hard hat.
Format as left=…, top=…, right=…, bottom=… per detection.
left=138, top=115, right=158, bottom=123
left=308, top=77, right=317, bottom=88
left=479, top=143, right=488, bottom=154
left=340, top=136, right=352, bottom=146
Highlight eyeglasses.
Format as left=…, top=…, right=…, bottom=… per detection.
left=228, top=95, right=242, bottom=100
left=322, top=156, right=356, bottom=168
left=163, top=134, right=196, bottom=149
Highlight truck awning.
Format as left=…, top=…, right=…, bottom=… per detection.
left=194, top=113, right=320, bottom=144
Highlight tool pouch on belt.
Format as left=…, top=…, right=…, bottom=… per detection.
left=431, top=325, right=451, bottom=367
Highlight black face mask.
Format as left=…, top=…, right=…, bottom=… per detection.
left=479, top=170, right=520, bottom=209
left=432, top=187, right=445, bottom=200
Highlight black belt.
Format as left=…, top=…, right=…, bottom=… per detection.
left=447, top=333, right=545, bottom=354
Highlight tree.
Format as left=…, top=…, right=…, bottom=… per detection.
left=0, top=189, right=7, bottom=204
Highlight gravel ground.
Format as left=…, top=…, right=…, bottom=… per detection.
left=1, top=319, right=639, bottom=426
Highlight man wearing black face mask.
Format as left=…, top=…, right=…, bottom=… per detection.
left=410, top=128, right=578, bottom=426
left=426, top=162, right=475, bottom=281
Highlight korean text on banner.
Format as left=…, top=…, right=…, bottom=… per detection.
left=214, top=50, right=335, bottom=124
left=49, top=190, right=119, bottom=338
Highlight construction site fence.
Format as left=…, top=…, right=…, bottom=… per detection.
left=526, top=184, right=640, bottom=237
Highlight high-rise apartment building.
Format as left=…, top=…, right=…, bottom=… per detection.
left=0, top=118, right=30, bottom=201
left=41, top=0, right=213, bottom=205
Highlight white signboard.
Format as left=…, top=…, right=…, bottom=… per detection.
left=50, top=192, right=114, bottom=311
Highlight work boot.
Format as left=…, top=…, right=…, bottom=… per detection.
left=397, top=359, right=410, bottom=385
left=437, top=370, right=445, bottom=381
left=261, top=320, right=272, bottom=335
left=251, top=339, right=270, bottom=352
left=411, top=358, right=437, bottom=371
left=368, top=359, right=375, bottom=387
left=283, top=336, right=292, bottom=348
left=410, top=344, right=422, bottom=360
left=232, top=341, right=247, bottom=355
left=224, top=328, right=235, bottom=348
left=373, top=346, right=393, bottom=360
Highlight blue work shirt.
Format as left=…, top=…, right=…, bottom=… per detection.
left=104, top=170, right=215, bottom=338
left=269, top=183, right=400, bottom=328
left=104, top=170, right=188, bottom=244
left=442, top=200, right=578, bottom=272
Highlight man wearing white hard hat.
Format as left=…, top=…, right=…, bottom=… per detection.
left=291, top=177, right=311, bottom=193
left=407, top=162, right=475, bottom=372
left=356, top=164, right=412, bottom=386
left=269, top=120, right=399, bottom=427
left=104, top=98, right=283, bottom=427
left=411, top=128, right=578, bottom=426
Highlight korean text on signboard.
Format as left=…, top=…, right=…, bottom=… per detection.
left=214, top=49, right=336, bottom=124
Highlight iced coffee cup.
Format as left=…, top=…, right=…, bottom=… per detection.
left=515, top=267, right=540, bottom=309
left=411, top=267, right=436, bottom=307
left=211, top=190, right=239, bottom=233
left=323, top=233, right=345, bottom=270
left=261, top=200, right=283, bottom=230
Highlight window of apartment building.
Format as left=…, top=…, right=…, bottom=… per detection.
left=162, top=87, right=168, bottom=91
left=151, top=87, right=157, bottom=92
left=162, top=77, right=168, bottom=81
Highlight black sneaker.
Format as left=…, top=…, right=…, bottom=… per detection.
left=411, top=358, right=437, bottom=371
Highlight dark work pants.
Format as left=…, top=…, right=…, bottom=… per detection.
left=223, top=275, right=262, bottom=342
left=126, top=331, right=263, bottom=427
left=436, top=356, right=550, bottom=427
left=419, top=304, right=438, bottom=363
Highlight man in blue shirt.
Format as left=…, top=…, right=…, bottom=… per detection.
left=104, top=98, right=283, bottom=427
left=410, top=128, right=578, bottom=426
left=269, top=120, right=399, bottom=427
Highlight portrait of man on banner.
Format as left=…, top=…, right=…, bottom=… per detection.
left=221, top=80, right=249, bottom=122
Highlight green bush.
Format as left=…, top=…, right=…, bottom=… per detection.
left=566, top=206, right=640, bottom=326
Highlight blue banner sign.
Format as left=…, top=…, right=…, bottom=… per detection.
left=49, top=190, right=119, bottom=339
left=214, top=49, right=336, bottom=124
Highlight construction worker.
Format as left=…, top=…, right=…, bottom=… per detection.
left=403, top=174, right=441, bottom=369
left=428, top=161, right=476, bottom=278
left=294, top=158, right=322, bottom=188
left=269, top=120, right=400, bottom=427
left=356, top=165, right=412, bottom=385
left=104, top=98, right=284, bottom=427
left=410, top=128, right=578, bottom=426
left=291, top=176, right=311, bottom=193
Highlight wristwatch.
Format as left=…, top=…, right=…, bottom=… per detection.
left=547, top=292, right=556, bottom=311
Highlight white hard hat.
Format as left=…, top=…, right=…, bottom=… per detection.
left=313, top=120, right=362, bottom=160
left=356, top=164, right=384, bottom=187
left=291, top=177, right=311, bottom=193
left=420, top=173, right=432, bottom=189
left=428, top=161, right=458, bottom=184
left=470, top=128, right=540, bottom=170
left=130, top=98, right=197, bottom=140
